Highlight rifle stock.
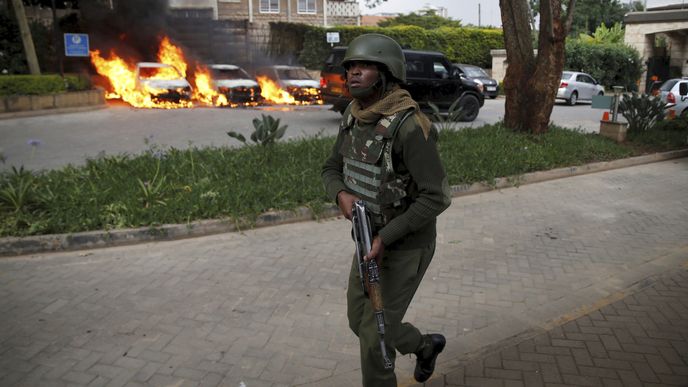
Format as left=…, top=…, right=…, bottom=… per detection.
left=352, top=200, right=393, bottom=370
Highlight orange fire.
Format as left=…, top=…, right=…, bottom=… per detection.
left=90, top=36, right=320, bottom=109
left=192, top=66, right=230, bottom=107
left=256, top=75, right=296, bottom=104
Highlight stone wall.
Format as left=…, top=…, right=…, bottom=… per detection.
left=218, top=0, right=325, bottom=25
left=0, top=90, right=105, bottom=114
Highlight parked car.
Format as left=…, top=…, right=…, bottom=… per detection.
left=453, top=63, right=499, bottom=99
left=254, top=65, right=322, bottom=103
left=556, top=71, right=605, bottom=105
left=135, top=62, right=192, bottom=102
left=320, top=46, right=484, bottom=121
left=658, top=77, right=688, bottom=118
left=207, top=64, right=261, bottom=103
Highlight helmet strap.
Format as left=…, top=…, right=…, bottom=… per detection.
left=349, top=72, right=384, bottom=99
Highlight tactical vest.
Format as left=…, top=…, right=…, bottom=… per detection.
left=339, top=106, right=415, bottom=226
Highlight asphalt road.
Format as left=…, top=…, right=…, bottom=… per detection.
left=0, top=99, right=606, bottom=172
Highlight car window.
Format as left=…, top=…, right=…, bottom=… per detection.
left=464, top=67, right=487, bottom=78
left=660, top=79, right=679, bottom=92
left=277, top=68, right=312, bottom=80
left=212, top=68, right=250, bottom=80
left=139, top=65, right=181, bottom=79
left=433, top=62, right=449, bottom=79
left=405, top=54, right=425, bottom=77
left=562, top=71, right=573, bottom=80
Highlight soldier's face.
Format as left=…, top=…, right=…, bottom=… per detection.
left=346, top=61, right=380, bottom=90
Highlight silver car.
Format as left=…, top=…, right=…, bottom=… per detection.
left=658, top=78, right=688, bottom=118
left=557, top=71, right=605, bottom=105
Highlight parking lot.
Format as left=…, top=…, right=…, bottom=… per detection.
left=0, top=99, right=606, bottom=172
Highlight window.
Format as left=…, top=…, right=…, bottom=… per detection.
left=260, top=0, right=279, bottom=13
left=298, top=0, right=316, bottom=13
left=433, top=61, right=449, bottom=79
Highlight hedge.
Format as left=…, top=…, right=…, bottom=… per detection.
left=291, top=24, right=504, bottom=70
left=0, top=74, right=91, bottom=96
left=565, top=40, right=642, bottom=91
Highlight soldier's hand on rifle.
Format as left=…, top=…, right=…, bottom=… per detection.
left=365, top=235, right=385, bottom=265
left=337, top=190, right=359, bottom=220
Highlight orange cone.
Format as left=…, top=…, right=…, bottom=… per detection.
left=602, top=111, right=610, bottom=121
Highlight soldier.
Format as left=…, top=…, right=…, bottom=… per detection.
left=321, top=33, right=452, bottom=386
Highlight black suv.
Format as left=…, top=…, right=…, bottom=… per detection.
left=320, top=47, right=484, bottom=121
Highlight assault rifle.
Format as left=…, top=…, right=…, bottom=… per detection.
left=351, top=200, right=393, bottom=370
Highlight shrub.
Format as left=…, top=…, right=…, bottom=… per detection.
left=297, top=25, right=504, bottom=70
left=0, top=74, right=91, bottom=96
left=565, top=40, right=642, bottom=91
left=618, top=93, right=666, bottom=133
left=653, top=115, right=688, bottom=132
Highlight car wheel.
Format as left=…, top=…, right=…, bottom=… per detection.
left=567, top=91, right=578, bottom=106
left=458, top=94, right=480, bottom=122
left=597, top=91, right=604, bottom=96
left=681, top=108, right=688, bottom=118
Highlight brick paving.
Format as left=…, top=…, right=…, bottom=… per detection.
left=0, top=158, right=687, bottom=387
left=442, top=267, right=688, bottom=387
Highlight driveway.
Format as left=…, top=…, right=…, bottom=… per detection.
left=0, top=100, right=606, bottom=171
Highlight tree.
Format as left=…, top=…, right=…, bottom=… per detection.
left=499, top=0, right=576, bottom=134
left=569, top=0, right=628, bottom=36
left=11, top=0, right=40, bottom=74
left=378, top=11, right=462, bottom=29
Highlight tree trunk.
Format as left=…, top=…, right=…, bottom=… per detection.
left=500, top=0, right=576, bottom=134
left=11, top=0, right=41, bottom=75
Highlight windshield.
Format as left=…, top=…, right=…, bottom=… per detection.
left=277, top=68, right=312, bottom=80
left=464, top=67, right=488, bottom=78
left=212, top=68, right=251, bottom=80
left=660, top=79, right=679, bottom=92
left=138, top=65, right=182, bottom=80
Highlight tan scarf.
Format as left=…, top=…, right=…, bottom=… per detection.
left=350, top=85, right=432, bottom=137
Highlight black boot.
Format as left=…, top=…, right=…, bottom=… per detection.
left=414, top=333, right=446, bottom=383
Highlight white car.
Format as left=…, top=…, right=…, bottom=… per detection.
left=208, top=64, right=262, bottom=103
left=557, top=71, right=605, bottom=105
left=135, top=62, right=192, bottom=102
left=658, top=77, right=688, bottom=118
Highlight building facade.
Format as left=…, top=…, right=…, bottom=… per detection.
left=624, top=5, right=688, bottom=91
left=168, top=0, right=359, bottom=26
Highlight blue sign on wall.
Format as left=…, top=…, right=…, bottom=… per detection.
left=64, top=33, right=90, bottom=57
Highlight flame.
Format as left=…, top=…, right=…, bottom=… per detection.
left=193, top=66, right=230, bottom=107
left=90, top=36, right=321, bottom=109
left=256, top=75, right=296, bottom=104
left=158, top=36, right=187, bottom=78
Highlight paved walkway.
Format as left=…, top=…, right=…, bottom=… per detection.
left=1, top=159, right=687, bottom=387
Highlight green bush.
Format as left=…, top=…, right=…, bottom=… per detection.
left=565, top=40, right=642, bottom=91
left=297, top=25, right=504, bottom=70
left=653, top=115, right=688, bottom=132
left=618, top=92, right=666, bottom=133
left=0, top=74, right=91, bottom=96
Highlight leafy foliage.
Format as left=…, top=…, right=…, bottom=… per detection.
left=567, top=0, right=635, bottom=36
left=428, top=99, right=464, bottom=130
left=618, top=93, right=667, bottom=133
left=378, top=12, right=462, bottom=29
left=299, top=25, right=504, bottom=70
left=3, top=122, right=685, bottom=237
left=578, top=23, right=625, bottom=45
left=0, top=74, right=91, bottom=95
left=227, top=114, right=288, bottom=146
left=565, top=40, right=642, bottom=91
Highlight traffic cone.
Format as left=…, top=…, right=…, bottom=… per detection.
left=602, top=111, right=610, bottom=121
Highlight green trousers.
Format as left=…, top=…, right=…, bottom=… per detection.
left=347, top=242, right=436, bottom=387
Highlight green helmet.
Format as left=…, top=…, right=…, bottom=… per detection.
left=341, top=33, right=406, bottom=84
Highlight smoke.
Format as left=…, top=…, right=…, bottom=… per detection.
left=80, top=0, right=176, bottom=62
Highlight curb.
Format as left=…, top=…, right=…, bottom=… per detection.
left=1, top=149, right=687, bottom=257
left=0, top=103, right=108, bottom=120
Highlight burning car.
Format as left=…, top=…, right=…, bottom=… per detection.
left=207, top=64, right=261, bottom=104
left=135, top=62, right=193, bottom=102
left=254, top=65, right=322, bottom=104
